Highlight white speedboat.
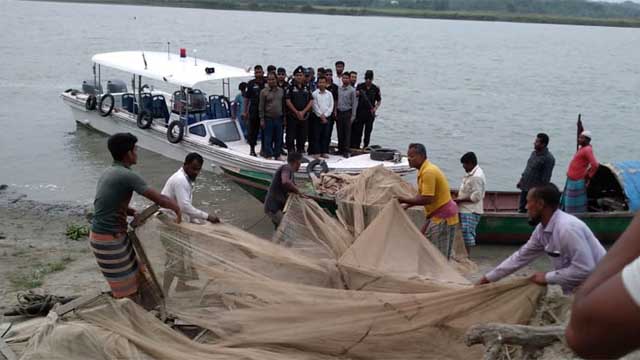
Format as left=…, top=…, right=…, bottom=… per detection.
left=61, top=50, right=412, bottom=178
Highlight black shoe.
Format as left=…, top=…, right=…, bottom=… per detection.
left=250, top=150, right=257, bottom=157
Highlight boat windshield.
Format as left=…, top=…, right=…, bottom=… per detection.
left=209, top=121, right=241, bottom=142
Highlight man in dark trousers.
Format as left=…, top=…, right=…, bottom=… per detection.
left=285, top=66, right=314, bottom=154
left=351, top=70, right=381, bottom=149
left=517, top=133, right=555, bottom=213
left=264, top=152, right=305, bottom=228
left=336, top=72, right=357, bottom=157
left=325, top=68, right=339, bottom=155
left=243, top=64, right=266, bottom=157
left=90, top=133, right=181, bottom=308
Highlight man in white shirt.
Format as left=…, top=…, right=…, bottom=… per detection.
left=160, top=152, right=219, bottom=293
left=161, top=153, right=219, bottom=224
left=309, top=76, right=334, bottom=159
left=454, top=152, right=486, bottom=255
left=477, top=183, right=606, bottom=294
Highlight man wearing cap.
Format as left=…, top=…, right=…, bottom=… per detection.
left=562, top=130, right=599, bottom=213
left=285, top=66, right=314, bottom=154
left=351, top=70, right=381, bottom=149
left=243, top=65, right=266, bottom=157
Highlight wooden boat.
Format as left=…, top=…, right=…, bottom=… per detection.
left=222, top=161, right=639, bottom=245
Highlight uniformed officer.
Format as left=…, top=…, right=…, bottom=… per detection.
left=243, top=65, right=266, bottom=157
left=351, top=70, right=381, bottom=149
left=285, top=66, right=314, bottom=154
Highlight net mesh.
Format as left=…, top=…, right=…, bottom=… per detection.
left=11, top=166, right=544, bottom=360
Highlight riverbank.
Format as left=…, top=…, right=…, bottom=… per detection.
left=35, top=0, right=640, bottom=28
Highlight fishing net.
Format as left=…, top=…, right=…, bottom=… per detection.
left=335, top=166, right=477, bottom=273
left=9, top=168, right=543, bottom=360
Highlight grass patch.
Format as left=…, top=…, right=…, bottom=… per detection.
left=8, top=259, right=73, bottom=290
left=65, top=224, right=90, bottom=241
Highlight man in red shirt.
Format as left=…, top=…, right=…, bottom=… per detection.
left=562, top=130, right=599, bottom=213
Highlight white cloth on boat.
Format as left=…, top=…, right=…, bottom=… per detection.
left=622, top=255, right=640, bottom=307
left=311, top=89, right=334, bottom=118
left=161, top=167, right=209, bottom=222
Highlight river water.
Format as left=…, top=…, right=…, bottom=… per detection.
left=1, top=0, right=639, bottom=237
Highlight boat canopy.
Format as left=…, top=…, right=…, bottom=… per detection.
left=588, top=161, right=640, bottom=212
left=92, top=51, right=252, bottom=88
left=609, top=161, right=640, bottom=212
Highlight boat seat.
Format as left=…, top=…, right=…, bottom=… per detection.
left=151, top=95, right=170, bottom=123
left=208, top=95, right=231, bottom=119
left=134, top=93, right=153, bottom=115
left=121, top=93, right=135, bottom=113
left=182, top=113, right=206, bottom=126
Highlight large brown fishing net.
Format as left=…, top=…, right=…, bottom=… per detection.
left=9, top=167, right=545, bottom=360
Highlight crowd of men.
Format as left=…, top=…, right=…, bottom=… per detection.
left=232, top=61, right=382, bottom=160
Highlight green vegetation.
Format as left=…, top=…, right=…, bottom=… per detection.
left=65, top=224, right=90, bottom=241
left=8, top=258, right=74, bottom=290
left=44, top=0, right=640, bottom=27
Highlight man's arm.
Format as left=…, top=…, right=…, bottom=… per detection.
left=172, top=182, right=211, bottom=222
left=142, top=188, right=181, bottom=223
left=585, top=147, right=599, bottom=179
left=350, top=88, right=358, bottom=121
left=398, top=194, right=435, bottom=207
left=285, top=99, right=298, bottom=115
left=542, top=155, right=555, bottom=184
left=455, top=177, right=483, bottom=204
left=258, top=90, right=266, bottom=126
left=302, top=99, right=314, bottom=116
left=324, top=95, right=334, bottom=118
left=280, top=168, right=301, bottom=195
left=479, top=232, right=545, bottom=284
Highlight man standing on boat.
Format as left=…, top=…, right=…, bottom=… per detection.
left=350, top=71, right=358, bottom=88
left=264, top=152, right=305, bottom=228
left=334, top=60, right=345, bottom=84
left=477, top=183, right=606, bottom=294
left=285, top=66, right=314, bottom=154
left=398, top=143, right=459, bottom=258
left=517, top=133, right=555, bottom=213
left=309, top=77, right=334, bottom=159
left=90, top=133, right=181, bottom=308
left=259, top=72, right=286, bottom=160
left=160, top=152, right=219, bottom=294
left=562, top=130, right=599, bottom=213
left=454, top=152, right=486, bottom=256
left=325, top=68, right=339, bottom=156
left=351, top=70, right=381, bottom=149
left=336, top=72, right=357, bottom=157
left=243, top=64, right=266, bottom=157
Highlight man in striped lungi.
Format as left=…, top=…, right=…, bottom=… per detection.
left=90, top=133, right=181, bottom=308
left=562, top=131, right=599, bottom=213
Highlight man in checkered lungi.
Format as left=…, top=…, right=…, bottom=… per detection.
left=454, top=152, right=486, bottom=256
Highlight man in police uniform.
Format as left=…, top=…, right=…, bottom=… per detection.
left=285, top=66, right=314, bottom=154
left=243, top=65, right=266, bottom=157
left=351, top=70, right=381, bottom=149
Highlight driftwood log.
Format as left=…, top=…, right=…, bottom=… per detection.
left=465, top=323, right=565, bottom=360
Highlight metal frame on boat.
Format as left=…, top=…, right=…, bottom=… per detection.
left=61, top=50, right=413, bottom=178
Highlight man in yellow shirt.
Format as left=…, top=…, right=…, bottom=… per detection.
left=399, top=143, right=459, bottom=258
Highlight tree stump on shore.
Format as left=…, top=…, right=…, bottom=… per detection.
left=465, top=323, right=565, bottom=360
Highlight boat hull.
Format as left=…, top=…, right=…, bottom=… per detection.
left=221, top=166, right=633, bottom=245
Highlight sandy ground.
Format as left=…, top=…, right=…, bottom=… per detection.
left=0, top=187, right=107, bottom=316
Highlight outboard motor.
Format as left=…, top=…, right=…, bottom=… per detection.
left=82, top=80, right=102, bottom=95
left=106, top=79, right=127, bottom=94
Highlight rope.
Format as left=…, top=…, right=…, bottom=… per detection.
left=9, top=291, right=69, bottom=317
left=243, top=214, right=267, bottom=231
